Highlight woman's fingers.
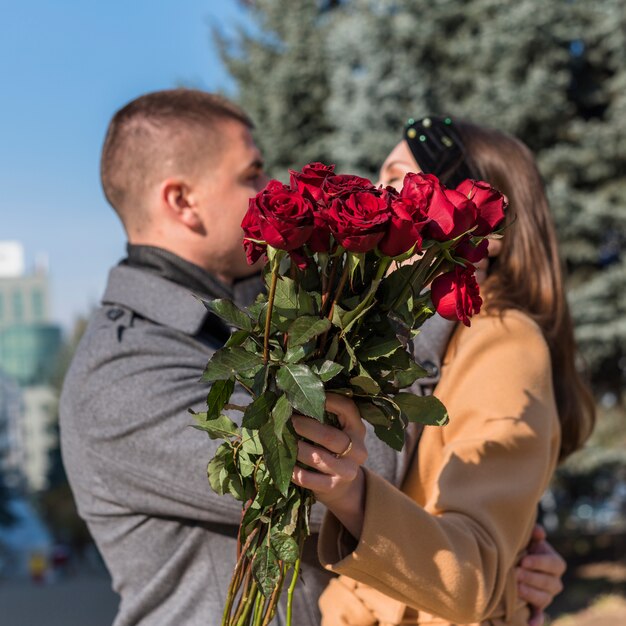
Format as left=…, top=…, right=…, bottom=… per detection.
left=292, top=415, right=352, bottom=455
left=517, top=568, right=563, bottom=605
left=296, top=440, right=359, bottom=480
left=326, top=393, right=366, bottom=441
left=524, top=545, right=567, bottom=577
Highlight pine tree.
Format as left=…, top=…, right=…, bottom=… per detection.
left=215, top=0, right=338, bottom=178
left=217, top=0, right=626, bottom=386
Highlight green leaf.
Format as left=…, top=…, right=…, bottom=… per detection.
left=287, top=316, right=331, bottom=347
left=271, top=394, right=292, bottom=439
left=224, top=329, right=250, bottom=348
left=241, top=428, right=263, bottom=455
left=259, top=421, right=298, bottom=496
left=242, top=392, right=276, bottom=429
left=342, top=338, right=358, bottom=371
left=394, top=393, right=449, bottom=426
left=192, top=413, right=239, bottom=440
left=340, top=279, right=381, bottom=335
left=237, top=450, right=256, bottom=478
left=325, top=335, right=339, bottom=361
left=207, top=443, right=233, bottom=495
left=276, top=364, right=325, bottom=421
left=254, top=466, right=282, bottom=507
left=273, top=276, right=299, bottom=318
left=252, top=544, right=281, bottom=598
left=311, top=360, right=344, bottom=382
left=202, top=298, right=253, bottom=330
left=297, top=288, right=316, bottom=316
left=355, top=400, right=388, bottom=426
left=206, top=379, right=235, bottom=420
left=374, top=419, right=405, bottom=451
left=357, top=335, right=403, bottom=361
left=284, top=343, right=315, bottom=364
left=270, top=529, right=299, bottom=564
left=275, top=491, right=301, bottom=535
left=201, top=347, right=264, bottom=382
left=350, top=364, right=381, bottom=394
left=379, top=264, right=413, bottom=304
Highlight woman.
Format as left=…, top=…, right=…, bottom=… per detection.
left=290, top=118, right=596, bottom=625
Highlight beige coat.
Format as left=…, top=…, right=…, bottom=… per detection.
left=318, top=309, right=561, bottom=626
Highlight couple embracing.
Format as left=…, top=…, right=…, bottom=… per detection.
left=60, top=89, right=594, bottom=626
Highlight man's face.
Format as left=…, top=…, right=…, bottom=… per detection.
left=194, top=120, right=268, bottom=282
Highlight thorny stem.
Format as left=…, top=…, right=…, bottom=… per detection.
left=263, top=265, right=280, bottom=364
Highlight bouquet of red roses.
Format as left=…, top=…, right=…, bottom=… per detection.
left=194, top=162, right=506, bottom=626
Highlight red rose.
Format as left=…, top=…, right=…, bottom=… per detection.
left=431, top=266, right=482, bottom=327
left=241, top=201, right=266, bottom=265
left=456, top=179, right=507, bottom=236
left=424, top=187, right=478, bottom=241
left=307, top=208, right=333, bottom=253
left=378, top=188, right=425, bottom=257
left=245, top=179, right=315, bottom=252
left=325, top=174, right=375, bottom=199
left=400, top=172, right=438, bottom=211
left=327, top=189, right=390, bottom=253
left=454, top=236, right=489, bottom=266
left=289, top=162, right=335, bottom=203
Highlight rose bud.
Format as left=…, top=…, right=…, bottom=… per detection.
left=431, top=266, right=483, bottom=327
left=456, top=179, right=507, bottom=236
left=327, top=189, right=390, bottom=253
left=289, top=162, right=335, bottom=203
left=249, top=179, right=315, bottom=252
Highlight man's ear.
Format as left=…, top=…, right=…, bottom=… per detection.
left=161, top=179, right=204, bottom=233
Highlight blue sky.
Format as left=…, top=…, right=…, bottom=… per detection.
left=0, top=0, right=251, bottom=331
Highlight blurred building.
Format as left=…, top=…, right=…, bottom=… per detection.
left=0, top=370, right=25, bottom=490
left=0, top=242, right=62, bottom=493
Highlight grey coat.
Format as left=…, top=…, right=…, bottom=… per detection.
left=60, top=264, right=453, bottom=626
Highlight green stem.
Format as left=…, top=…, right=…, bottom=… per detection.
left=221, top=529, right=259, bottom=626
left=390, top=247, right=439, bottom=312
left=321, top=256, right=338, bottom=316
left=286, top=538, right=305, bottom=626
left=252, top=592, right=265, bottom=626
left=327, top=260, right=350, bottom=323
left=234, top=579, right=258, bottom=626
left=231, top=566, right=253, bottom=625
left=263, top=264, right=280, bottom=364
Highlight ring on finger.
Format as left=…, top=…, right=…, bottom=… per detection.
left=334, top=437, right=353, bottom=459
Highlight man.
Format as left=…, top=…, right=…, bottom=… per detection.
left=61, top=89, right=332, bottom=626
left=61, top=89, right=563, bottom=626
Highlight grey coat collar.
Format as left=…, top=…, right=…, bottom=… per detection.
left=102, top=265, right=211, bottom=335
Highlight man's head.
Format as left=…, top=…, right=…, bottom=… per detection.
left=100, top=89, right=266, bottom=282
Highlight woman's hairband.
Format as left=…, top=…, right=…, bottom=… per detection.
left=404, top=116, right=476, bottom=187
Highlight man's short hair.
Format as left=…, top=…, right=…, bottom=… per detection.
left=100, top=89, right=253, bottom=227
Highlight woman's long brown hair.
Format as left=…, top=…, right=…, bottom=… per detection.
left=455, top=121, right=595, bottom=461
